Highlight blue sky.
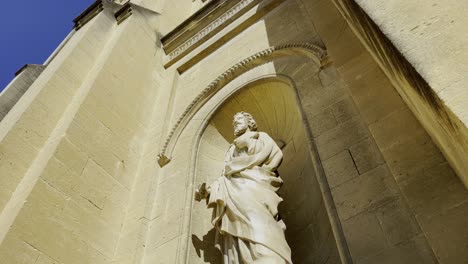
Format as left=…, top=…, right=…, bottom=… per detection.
left=0, top=0, right=95, bottom=91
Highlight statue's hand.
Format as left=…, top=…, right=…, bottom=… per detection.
left=195, top=183, right=210, bottom=202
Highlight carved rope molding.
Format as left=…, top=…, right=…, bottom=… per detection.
left=169, top=0, right=256, bottom=60
left=157, top=43, right=328, bottom=167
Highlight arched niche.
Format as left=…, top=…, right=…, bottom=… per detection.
left=190, top=78, right=341, bottom=263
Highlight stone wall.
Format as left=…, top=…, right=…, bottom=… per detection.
left=0, top=0, right=466, bottom=263
left=0, top=5, right=163, bottom=264
left=144, top=0, right=467, bottom=262
left=297, top=0, right=468, bottom=263
left=0, top=65, right=45, bottom=122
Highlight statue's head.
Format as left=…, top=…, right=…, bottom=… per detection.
left=233, top=112, right=257, bottom=136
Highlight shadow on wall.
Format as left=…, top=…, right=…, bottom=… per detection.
left=192, top=228, right=223, bottom=263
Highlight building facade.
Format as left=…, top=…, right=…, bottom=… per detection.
left=0, top=0, right=467, bottom=263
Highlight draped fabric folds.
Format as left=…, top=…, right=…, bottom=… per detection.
left=208, top=131, right=292, bottom=264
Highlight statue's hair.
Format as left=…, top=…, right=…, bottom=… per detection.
left=234, top=111, right=258, bottom=131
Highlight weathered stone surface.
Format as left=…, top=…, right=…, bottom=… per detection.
left=400, top=162, right=467, bottom=220
left=306, top=108, right=338, bottom=138
left=358, top=235, right=437, bottom=264
left=316, top=118, right=369, bottom=160
left=0, top=233, right=40, bottom=264
left=349, top=137, right=385, bottom=175
left=374, top=198, right=421, bottom=246
left=322, top=150, right=359, bottom=188
left=342, top=211, right=388, bottom=260
left=420, top=201, right=468, bottom=264
left=332, top=165, right=399, bottom=220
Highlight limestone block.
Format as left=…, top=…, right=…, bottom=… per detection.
left=297, top=0, right=344, bottom=44
left=9, top=180, right=94, bottom=264
left=122, top=173, right=154, bottom=227
left=0, top=132, right=38, bottom=208
left=66, top=113, right=128, bottom=187
left=40, top=157, right=80, bottom=199
left=315, top=118, right=369, bottom=160
left=12, top=100, right=57, bottom=149
left=328, top=26, right=364, bottom=69
left=306, top=108, right=338, bottom=138
left=53, top=137, right=88, bottom=176
left=0, top=233, right=40, bottom=263
left=113, top=224, right=143, bottom=261
left=342, top=211, right=388, bottom=260
left=111, top=254, right=137, bottom=264
left=36, top=255, right=58, bottom=264
left=349, top=137, right=384, bottom=175
left=400, top=162, right=467, bottom=221
left=369, top=107, right=426, bottom=151
left=341, top=60, right=406, bottom=125
left=298, top=78, right=346, bottom=117
left=381, top=131, right=445, bottom=182
left=151, top=174, right=187, bottom=220
left=146, top=213, right=183, bottom=250
left=0, top=126, right=38, bottom=168
left=101, top=194, right=128, bottom=232
left=62, top=200, right=118, bottom=257
left=374, top=198, right=421, bottom=246
left=0, top=152, right=28, bottom=209
left=144, top=236, right=179, bottom=264
left=35, top=75, right=75, bottom=114
left=358, top=235, right=437, bottom=264
left=331, top=97, right=360, bottom=124
left=419, top=201, right=468, bottom=264
left=332, top=165, right=399, bottom=220
left=322, top=150, right=359, bottom=188
left=75, top=159, right=116, bottom=211
left=79, top=89, right=138, bottom=141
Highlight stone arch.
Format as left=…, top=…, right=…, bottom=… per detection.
left=190, top=76, right=341, bottom=263
left=161, top=44, right=355, bottom=264
left=157, top=43, right=328, bottom=167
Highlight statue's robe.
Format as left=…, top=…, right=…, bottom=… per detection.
left=208, top=131, right=292, bottom=264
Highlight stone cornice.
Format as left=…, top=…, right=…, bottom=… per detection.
left=115, top=3, right=133, bottom=24
left=161, top=0, right=266, bottom=69
left=161, top=0, right=232, bottom=52
left=174, top=0, right=286, bottom=74
left=73, top=0, right=104, bottom=30
left=165, top=0, right=259, bottom=59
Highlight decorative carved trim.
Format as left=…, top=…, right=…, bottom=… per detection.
left=73, top=0, right=104, bottom=31
left=161, top=0, right=232, bottom=51
left=115, top=3, right=133, bottom=25
left=173, top=0, right=286, bottom=73
left=157, top=43, right=327, bottom=167
left=168, top=0, right=257, bottom=60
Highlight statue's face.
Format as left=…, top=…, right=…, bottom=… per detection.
left=233, top=114, right=248, bottom=136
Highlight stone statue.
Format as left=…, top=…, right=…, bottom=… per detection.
left=195, top=112, right=292, bottom=264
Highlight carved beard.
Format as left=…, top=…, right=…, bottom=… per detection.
left=234, top=125, right=248, bottom=136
